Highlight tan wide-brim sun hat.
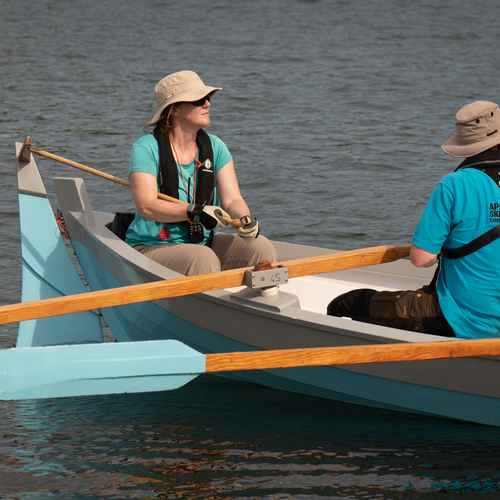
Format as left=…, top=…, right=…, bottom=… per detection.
left=147, top=70, right=222, bottom=126
left=442, top=100, right=500, bottom=157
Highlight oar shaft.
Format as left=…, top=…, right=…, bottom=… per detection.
left=32, top=147, right=130, bottom=189
left=206, top=338, right=500, bottom=372
left=29, top=147, right=240, bottom=227
left=0, top=266, right=250, bottom=325
left=0, top=244, right=409, bottom=325
left=281, top=244, right=411, bottom=278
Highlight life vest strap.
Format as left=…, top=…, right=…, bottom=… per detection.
left=153, top=128, right=214, bottom=203
left=442, top=225, right=500, bottom=259
left=152, top=128, right=215, bottom=244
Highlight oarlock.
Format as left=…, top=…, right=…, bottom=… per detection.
left=244, top=261, right=288, bottom=296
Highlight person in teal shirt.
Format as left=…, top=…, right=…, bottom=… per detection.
left=126, top=131, right=232, bottom=247
left=328, top=101, right=500, bottom=339
left=126, top=70, right=276, bottom=276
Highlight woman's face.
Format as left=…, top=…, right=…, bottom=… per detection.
left=175, top=95, right=212, bottom=129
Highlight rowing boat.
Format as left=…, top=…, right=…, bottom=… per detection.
left=8, top=141, right=500, bottom=426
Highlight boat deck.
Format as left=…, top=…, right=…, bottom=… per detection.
left=225, top=240, right=433, bottom=315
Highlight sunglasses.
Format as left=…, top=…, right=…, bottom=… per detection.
left=189, top=94, right=212, bottom=107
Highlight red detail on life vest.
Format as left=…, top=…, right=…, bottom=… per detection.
left=158, top=227, right=169, bottom=241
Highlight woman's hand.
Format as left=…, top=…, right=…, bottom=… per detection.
left=237, top=216, right=260, bottom=239
left=187, top=204, right=230, bottom=229
left=215, top=160, right=262, bottom=237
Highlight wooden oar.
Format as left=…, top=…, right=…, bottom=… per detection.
left=0, top=244, right=410, bottom=325
left=18, top=137, right=241, bottom=228
left=0, top=337, right=498, bottom=400
left=206, top=337, right=500, bottom=373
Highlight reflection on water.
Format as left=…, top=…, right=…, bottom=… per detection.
left=2, top=377, right=500, bottom=498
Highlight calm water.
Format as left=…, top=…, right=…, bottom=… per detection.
left=2, top=0, right=500, bottom=497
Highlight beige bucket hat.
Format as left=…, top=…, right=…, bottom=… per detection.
left=442, top=100, right=500, bottom=157
left=147, top=70, right=222, bottom=126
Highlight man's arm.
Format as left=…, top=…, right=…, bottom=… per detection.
left=411, top=178, right=455, bottom=268
left=410, top=246, right=438, bottom=268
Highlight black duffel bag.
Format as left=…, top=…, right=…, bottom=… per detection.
left=106, top=212, right=135, bottom=241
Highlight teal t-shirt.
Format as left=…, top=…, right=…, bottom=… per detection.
left=412, top=169, right=500, bottom=339
left=125, top=132, right=232, bottom=246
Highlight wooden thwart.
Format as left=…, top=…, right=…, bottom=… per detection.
left=18, top=137, right=240, bottom=227
left=206, top=338, right=500, bottom=372
left=0, top=244, right=410, bottom=326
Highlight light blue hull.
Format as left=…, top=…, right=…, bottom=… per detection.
left=67, top=236, right=500, bottom=426
left=17, top=191, right=102, bottom=347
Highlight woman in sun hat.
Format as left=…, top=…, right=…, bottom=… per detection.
left=125, top=70, right=276, bottom=275
left=328, top=100, right=500, bottom=339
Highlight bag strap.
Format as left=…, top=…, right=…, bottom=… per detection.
left=426, top=258, right=440, bottom=292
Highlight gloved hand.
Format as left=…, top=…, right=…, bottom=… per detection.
left=187, top=204, right=230, bottom=230
left=238, top=215, right=260, bottom=239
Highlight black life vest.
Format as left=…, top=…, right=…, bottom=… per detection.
left=106, top=130, right=216, bottom=243
left=455, top=148, right=500, bottom=187
left=153, top=128, right=215, bottom=204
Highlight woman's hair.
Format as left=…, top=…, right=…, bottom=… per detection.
left=154, top=104, right=177, bottom=136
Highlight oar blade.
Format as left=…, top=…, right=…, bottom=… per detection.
left=0, top=339, right=205, bottom=400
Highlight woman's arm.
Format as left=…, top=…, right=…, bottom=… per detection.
left=216, top=160, right=251, bottom=218
left=129, top=172, right=189, bottom=222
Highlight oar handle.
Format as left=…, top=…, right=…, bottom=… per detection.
left=280, top=243, right=411, bottom=278
left=24, top=142, right=240, bottom=228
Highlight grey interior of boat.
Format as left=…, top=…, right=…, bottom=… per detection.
left=53, top=176, right=450, bottom=344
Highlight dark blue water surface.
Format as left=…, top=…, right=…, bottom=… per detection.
left=2, top=0, right=500, bottom=497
